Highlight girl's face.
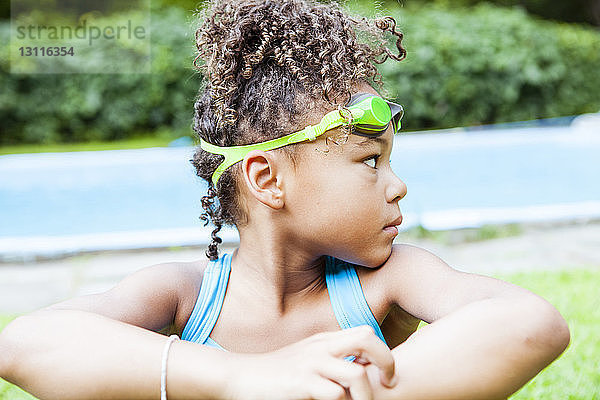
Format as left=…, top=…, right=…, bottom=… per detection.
left=283, top=117, right=407, bottom=268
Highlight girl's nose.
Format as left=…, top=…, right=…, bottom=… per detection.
left=386, top=170, right=407, bottom=203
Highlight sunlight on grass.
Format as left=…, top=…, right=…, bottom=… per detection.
left=0, top=134, right=191, bottom=156
left=398, top=223, right=523, bottom=245
left=496, top=268, right=600, bottom=400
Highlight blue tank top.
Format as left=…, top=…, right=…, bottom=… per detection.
left=181, top=252, right=387, bottom=352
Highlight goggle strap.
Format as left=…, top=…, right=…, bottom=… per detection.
left=202, top=94, right=404, bottom=185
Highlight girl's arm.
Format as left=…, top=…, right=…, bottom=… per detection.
left=0, top=308, right=236, bottom=399
left=0, top=311, right=396, bottom=400
left=0, top=262, right=397, bottom=400
left=368, top=244, right=570, bottom=400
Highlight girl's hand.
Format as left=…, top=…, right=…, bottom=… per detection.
left=227, top=325, right=397, bottom=400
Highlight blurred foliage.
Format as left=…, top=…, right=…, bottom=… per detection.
left=0, top=7, right=200, bottom=145
left=380, top=3, right=600, bottom=130
left=2, top=0, right=598, bottom=24
left=152, top=0, right=204, bottom=12
left=1, top=2, right=599, bottom=144
left=397, top=0, right=600, bottom=26
left=150, top=0, right=600, bottom=26
left=10, top=0, right=149, bottom=17
left=9, top=7, right=151, bottom=74
left=2, top=0, right=150, bottom=20
left=398, top=223, right=523, bottom=245
left=0, top=3, right=7, bottom=20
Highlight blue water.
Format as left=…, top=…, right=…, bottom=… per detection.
left=392, top=128, right=600, bottom=213
left=1, top=126, right=599, bottom=240
left=0, top=148, right=205, bottom=237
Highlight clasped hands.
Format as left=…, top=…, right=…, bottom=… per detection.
left=225, top=325, right=396, bottom=400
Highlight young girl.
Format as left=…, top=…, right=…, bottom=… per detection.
left=0, top=0, right=569, bottom=399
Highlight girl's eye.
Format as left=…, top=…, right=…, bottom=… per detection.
left=363, top=155, right=380, bottom=169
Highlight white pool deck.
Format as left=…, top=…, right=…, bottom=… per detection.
left=1, top=221, right=598, bottom=314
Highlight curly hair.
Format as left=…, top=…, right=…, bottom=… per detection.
left=190, top=0, right=406, bottom=260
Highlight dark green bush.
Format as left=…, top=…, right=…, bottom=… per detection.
left=0, top=7, right=201, bottom=145
left=1, top=3, right=599, bottom=144
left=380, top=3, right=600, bottom=130
left=396, top=0, right=600, bottom=26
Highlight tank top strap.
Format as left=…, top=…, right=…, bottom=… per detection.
left=325, top=256, right=387, bottom=345
left=181, top=252, right=232, bottom=344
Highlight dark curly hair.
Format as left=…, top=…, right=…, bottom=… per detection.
left=190, top=0, right=406, bottom=261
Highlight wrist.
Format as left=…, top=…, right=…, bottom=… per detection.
left=220, top=353, right=265, bottom=400
left=167, top=341, right=238, bottom=400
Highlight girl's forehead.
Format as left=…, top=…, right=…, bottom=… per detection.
left=353, top=134, right=392, bottom=150
left=335, top=125, right=394, bottom=151
left=305, top=127, right=393, bottom=159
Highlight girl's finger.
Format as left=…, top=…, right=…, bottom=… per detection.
left=327, top=326, right=397, bottom=387
left=306, top=377, right=347, bottom=400
left=317, top=358, right=373, bottom=400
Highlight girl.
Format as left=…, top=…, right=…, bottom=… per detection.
left=0, top=0, right=569, bottom=399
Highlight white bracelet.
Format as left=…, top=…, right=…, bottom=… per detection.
left=161, top=334, right=180, bottom=400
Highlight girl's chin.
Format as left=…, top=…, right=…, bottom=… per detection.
left=328, top=240, right=394, bottom=267
left=355, top=248, right=395, bottom=269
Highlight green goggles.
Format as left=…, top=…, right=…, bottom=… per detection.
left=200, top=93, right=404, bottom=186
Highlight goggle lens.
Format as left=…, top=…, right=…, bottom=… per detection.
left=346, top=93, right=403, bottom=136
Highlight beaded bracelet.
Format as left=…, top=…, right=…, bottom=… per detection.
left=161, top=334, right=180, bottom=400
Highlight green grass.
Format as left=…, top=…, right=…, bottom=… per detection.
left=0, top=135, right=188, bottom=156
left=495, top=268, right=600, bottom=400
left=1, top=268, right=598, bottom=399
left=398, top=223, right=524, bottom=245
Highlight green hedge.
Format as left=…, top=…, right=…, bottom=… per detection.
left=0, top=7, right=201, bottom=145
left=380, top=3, right=600, bottom=130
left=1, top=3, right=599, bottom=144
left=394, top=0, right=599, bottom=26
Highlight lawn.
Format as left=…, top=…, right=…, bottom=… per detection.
left=1, top=267, right=598, bottom=399
left=0, top=135, right=188, bottom=156
left=494, top=268, right=600, bottom=400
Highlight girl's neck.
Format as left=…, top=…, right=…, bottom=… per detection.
left=232, top=231, right=327, bottom=315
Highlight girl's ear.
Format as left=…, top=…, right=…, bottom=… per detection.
left=241, top=150, right=284, bottom=210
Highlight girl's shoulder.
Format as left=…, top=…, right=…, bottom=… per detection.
left=366, top=243, right=457, bottom=309
left=105, top=257, right=210, bottom=335
left=356, top=243, right=468, bottom=346
left=355, top=243, right=429, bottom=305
left=109, top=257, right=211, bottom=336
left=370, top=243, right=531, bottom=326
left=164, top=258, right=210, bottom=335
left=353, top=245, right=425, bottom=345
left=42, top=257, right=210, bottom=336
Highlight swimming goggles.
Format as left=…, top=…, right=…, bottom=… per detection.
left=200, top=93, right=404, bottom=186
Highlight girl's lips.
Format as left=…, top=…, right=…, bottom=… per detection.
left=383, top=225, right=398, bottom=235
left=383, top=215, right=402, bottom=235
left=385, top=215, right=403, bottom=229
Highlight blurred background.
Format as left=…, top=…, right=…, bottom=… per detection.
left=2, top=0, right=600, bottom=142
left=1, top=0, right=599, bottom=399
